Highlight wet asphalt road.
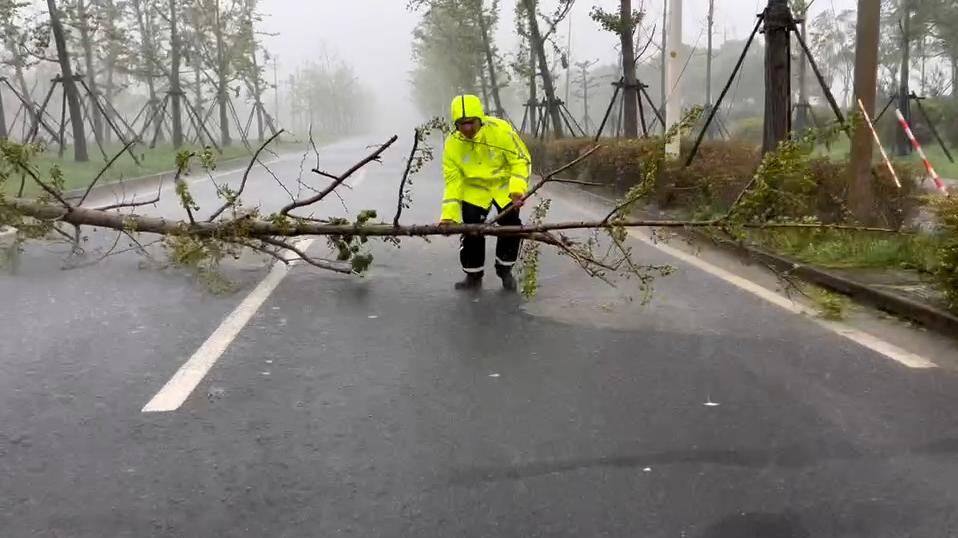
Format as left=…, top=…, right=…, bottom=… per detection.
left=2, top=136, right=958, bottom=537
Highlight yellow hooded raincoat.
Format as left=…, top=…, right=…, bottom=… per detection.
left=440, top=95, right=531, bottom=223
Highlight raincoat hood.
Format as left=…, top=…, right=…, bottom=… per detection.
left=451, top=94, right=485, bottom=124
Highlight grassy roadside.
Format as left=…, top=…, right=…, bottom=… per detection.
left=744, top=227, right=943, bottom=274
left=4, top=140, right=302, bottom=196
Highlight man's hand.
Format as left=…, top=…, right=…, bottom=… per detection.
left=510, top=192, right=525, bottom=208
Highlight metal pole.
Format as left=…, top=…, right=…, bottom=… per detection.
left=665, top=0, right=683, bottom=157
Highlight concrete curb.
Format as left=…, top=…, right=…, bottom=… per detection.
left=691, top=230, right=958, bottom=337
left=61, top=154, right=256, bottom=202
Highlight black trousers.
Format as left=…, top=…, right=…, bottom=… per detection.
left=460, top=201, right=522, bottom=277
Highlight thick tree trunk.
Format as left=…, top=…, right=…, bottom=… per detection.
left=620, top=0, right=639, bottom=139
left=47, top=0, right=89, bottom=162
left=522, top=0, right=564, bottom=138
left=76, top=0, right=104, bottom=146
left=763, top=0, right=792, bottom=154
left=848, top=0, right=880, bottom=225
left=169, top=0, right=183, bottom=148
left=214, top=2, right=231, bottom=147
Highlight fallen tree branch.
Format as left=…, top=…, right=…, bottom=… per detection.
left=394, top=129, right=421, bottom=227
left=492, top=145, right=602, bottom=225
left=208, top=129, right=284, bottom=222
left=6, top=198, right=904, bottom=241
left=257, top=236, right=353, bottom=274
left=281, top=135, right=398, bottom=216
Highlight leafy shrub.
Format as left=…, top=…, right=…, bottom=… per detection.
left=932, top=196, right=958, bottom=312
left=526, top=136, right=921, bottom=227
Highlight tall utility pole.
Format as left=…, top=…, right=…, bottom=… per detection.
left=896, top=0, right=912, bottom=156
left=848, top=0, right=881, bottom=224
left=664, top=0, right=683, bottom=157
left=763, top=0, right=791, bottom=154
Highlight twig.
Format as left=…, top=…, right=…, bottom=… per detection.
left=78, top=141, right=137, bottom=206
left=492, top=145, right=602, bottom=225
left=280, top=135, right=398, bottom=216
left=208, top=129, right=284, bottom=222
left=551, top=177, right=606, bottom=187
left=13, top=162, right=72, bottom=210
left=394, top=129, right=421, bottom=227
left=314, top=170, right=339, bottom=181
left=258, top=236, right=353, bottom=274
left=96, top=172, right=165, bottom=211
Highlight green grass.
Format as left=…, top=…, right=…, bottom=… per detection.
left=804, top=285, right=852, bottom=321
left=748, top=227, right=943, bottom=273
left=816, top=137, right=958, bottom=180
left=4, top=142, right=257, bottom=196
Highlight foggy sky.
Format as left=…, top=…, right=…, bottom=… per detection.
left=259, top=0, right=857, bottom=128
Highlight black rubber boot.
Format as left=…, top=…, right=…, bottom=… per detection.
left=454, top=273, right=483, bottom=290
left=500, top=272, right=517, bottom=292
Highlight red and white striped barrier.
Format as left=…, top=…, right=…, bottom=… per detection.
left=857, top=99, right=901, bottom=188
left=895, top=109, right=949, bottom=194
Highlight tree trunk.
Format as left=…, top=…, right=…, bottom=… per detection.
left=76, top=0, right=104, bottom=146
left=214, top=2, right=231, bottom=147
left=47, top=0, right=89, bottom=162
left=102, top=0, right=119, bottom=144
left=620, top=0, right=639, bottom=139
left=246, top=0, right=265, bottom=142
left=169, top=0, right=183, bottom=148
left=522, top=0, right=564, bottom=137
left=0, top=87, right=7, bottom=140
left=475, top=0, right=504, bottom=117
left=763, top=0, right=792, bottom=154
left=848, top=0, right=880, bottom=225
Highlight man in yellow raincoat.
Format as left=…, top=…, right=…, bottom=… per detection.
left=439, top=94, right=531, bottom=291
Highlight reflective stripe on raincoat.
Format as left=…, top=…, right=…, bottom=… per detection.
left=441, top=95, right=531, bottom=223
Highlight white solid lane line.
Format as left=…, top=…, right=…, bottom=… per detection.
left=142, top=239, right=316, bottom=413
left=558, top=198, right=938, bottom=369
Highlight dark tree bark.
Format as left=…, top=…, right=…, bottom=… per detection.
left=763, top=0, right=792, bottom=154
left=620, top=0, right=639, bottom=139
left=848, top=0, right=880, bottom=225
left=0, top=87, right=7, bottom=140
left=47, top=0, right=89, bottom=162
